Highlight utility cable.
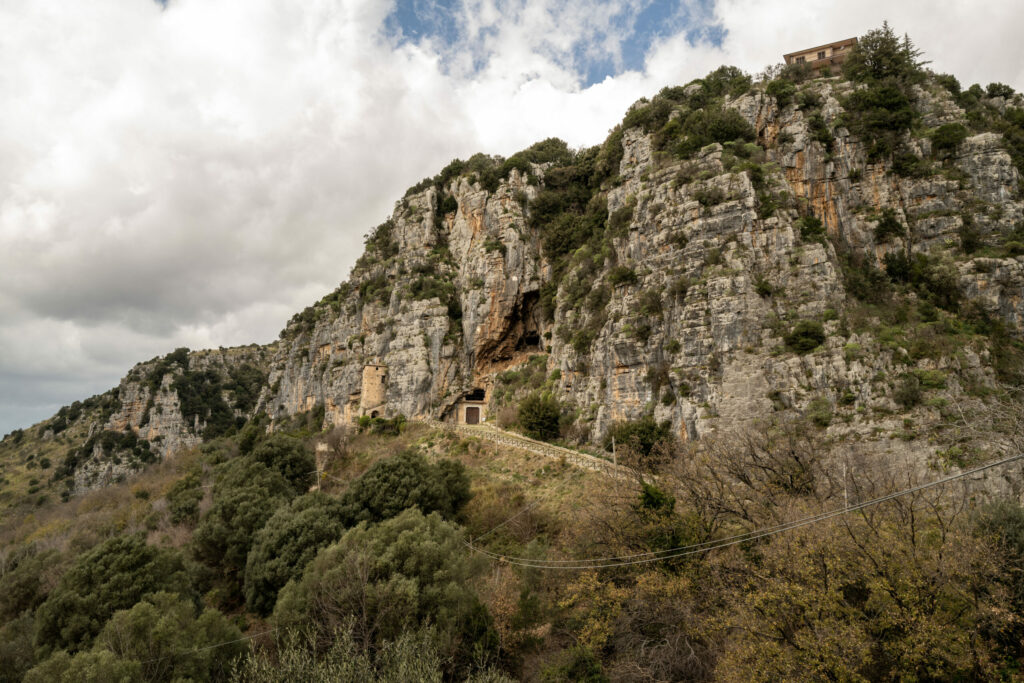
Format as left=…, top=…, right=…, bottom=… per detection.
left=466, top=452, right=1024, bottom=570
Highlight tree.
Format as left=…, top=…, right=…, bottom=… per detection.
left=192, top=459, right=295, bottom=581
left=339, top=451, right=471, bottom=525
left=273, top=509, right=496, bottom=673
left=784, top=320, right=826, bottom=354
left=250, top=434, right=316, bottom=493
left=517, top=393, right=561, bottom=441
left=33, top=535, right=192, bottom=655
left=96, top=592, right=245, bottom=683
left=244, top=492, right=349, bottom=615
left=842, top=22, right=926, bottom=84
left=229, top=625, right=514, bottom=683
left=0, top=548, right=63, bottom=621
left=23, top=650, right=142, bottom=683
left=603, top=416, right=674, bottom=465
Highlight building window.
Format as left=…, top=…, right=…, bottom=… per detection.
left=817, top=51, right=826, bottom=60
left=795, top=56, right=805, bottom=64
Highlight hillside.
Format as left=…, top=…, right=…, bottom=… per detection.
left=7, top=30, right=1024, bottom=508
left=3, top=24, right=1024, bottom=681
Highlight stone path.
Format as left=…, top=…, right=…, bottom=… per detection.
left=422, top=420, right=630, bottom=478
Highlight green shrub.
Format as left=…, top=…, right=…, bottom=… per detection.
left=674, top=106, right=756, bottom=158
left=607, top=266, right=638, bottom=287
left=796, top=216, right=827, bottom=243
left=638, top=289, right=663, bottom=316
left=167, top=470, right=204, bottom=526
left=766, top=79, right=797, bottom=108
left=250, top=434, right=316, bottom=493
left=892, top=152, right=931, bottom=177
left=603, top=415, right=674, bottom=463
left=754, top=276, right=775, bottom=298
left=840, top=252, right=892, bottom=303
left=0, top=549, right=63, bottom=622
left=33, top=535, right=193, bottom=654
left=805, top=397, right=833, bottom=428
left=541, top=646, right=609, bottom=683
left=24, top=650, right=142, bottom=683
left=893, top=374, right=922, bottom=408
left=959, top=216, right=982, bottom=254
left=785, top=320, right=826, bottom=354
left=607, top=203, right=635, bottom=235
left=93, top=592, right=243, bottom=683
left=874, top=208, right=905, bottom=242
left=339, top=451, right=471, bottom=525
left=192, top=459, right=296, bottom=581
left=931, top=123, right=968, bottom=156
left=986, top=82, right=1016, bottom=99
left=273, top=509, right=496, bottom=674
left=694, top=186, right=726, bottom=207
left=244, top=492, right=348, bottom=615
left=483, top=237, right=506, bottom=256
left=883, top=251, right=960, bottom=311
left=518, top=393, right=562, bottom=441
left=356, top=415, right=407, bottom=435
left=571, top=328, right=598, bottom=355
left=807, top=113, right=833, bottom=150
left=670, top=276, right=691, bottom=300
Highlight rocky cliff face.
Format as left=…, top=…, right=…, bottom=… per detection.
left=262, top=74, right=1024, bottom=449
left=15, top=67, right=1024, bottom=488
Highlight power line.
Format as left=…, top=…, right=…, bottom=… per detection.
left=137, top=628, right=277, bottom=665
left=467, top=453, right=1024, bottom=570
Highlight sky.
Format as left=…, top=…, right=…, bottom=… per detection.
left=2, top=0, right=1023, bottom=436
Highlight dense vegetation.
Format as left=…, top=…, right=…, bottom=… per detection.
left=5, top=21, right=1024, bottom=682
left=3, top=404, right=1024, bottom=681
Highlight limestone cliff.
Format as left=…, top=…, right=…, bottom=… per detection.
left=10, top=65, right=1024, bottom=491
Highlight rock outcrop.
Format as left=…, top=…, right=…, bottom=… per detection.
left=19, top=69, right=1024, bottom=488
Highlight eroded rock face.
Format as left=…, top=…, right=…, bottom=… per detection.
left=254, top=75, right=1024, bottom=449
left=40, top=74, right=1024, bottom=477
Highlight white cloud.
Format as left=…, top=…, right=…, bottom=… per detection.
left=1, top=0, right=1022, bottom=435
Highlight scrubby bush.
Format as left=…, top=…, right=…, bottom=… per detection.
left=874, top=208, right=905, bottom=242
left=883, top=251, right=961, bottom=310
left=33, top=535, right=192, bottom=654
left=0, top=549, right=63, bottom=622
left=244, top=492, right=349, bottom=615
left=805, top=397, right=833, bottom=428
left=931, top=123, right=968, bottom=156
left=766, top=79, right=797, bottom=108
left=607, top=203, right=635, bottom=235
left=607, top=266, right=638, bottom=287
left=518, top=393, right=562, bottom=441
left=250, top=434, right=315, bottom=493
left=339, top=451, right=471, bottom=525
left=784, top=321, right=826, bottom=354
left=191, top=459, right=295, bottom=581
left=603, top=416, right=674, bottom=465
left=97, top=592, right=243, bottom=682
left=273, top=509, right=497, bottom=675
left=796, top=216, right=826, bottom=244
left=166, top=469, right=204, bottom=526
left=893, top=374, right=922, bottom=408
left=676, top=106, right=756, bottom=157
left=24, top=650, right=141, bottom=683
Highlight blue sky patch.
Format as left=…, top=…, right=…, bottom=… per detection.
left=383, top=0, right=725, bottom=87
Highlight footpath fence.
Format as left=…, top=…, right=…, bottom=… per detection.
left=421, top=420, right=631, bottom=479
